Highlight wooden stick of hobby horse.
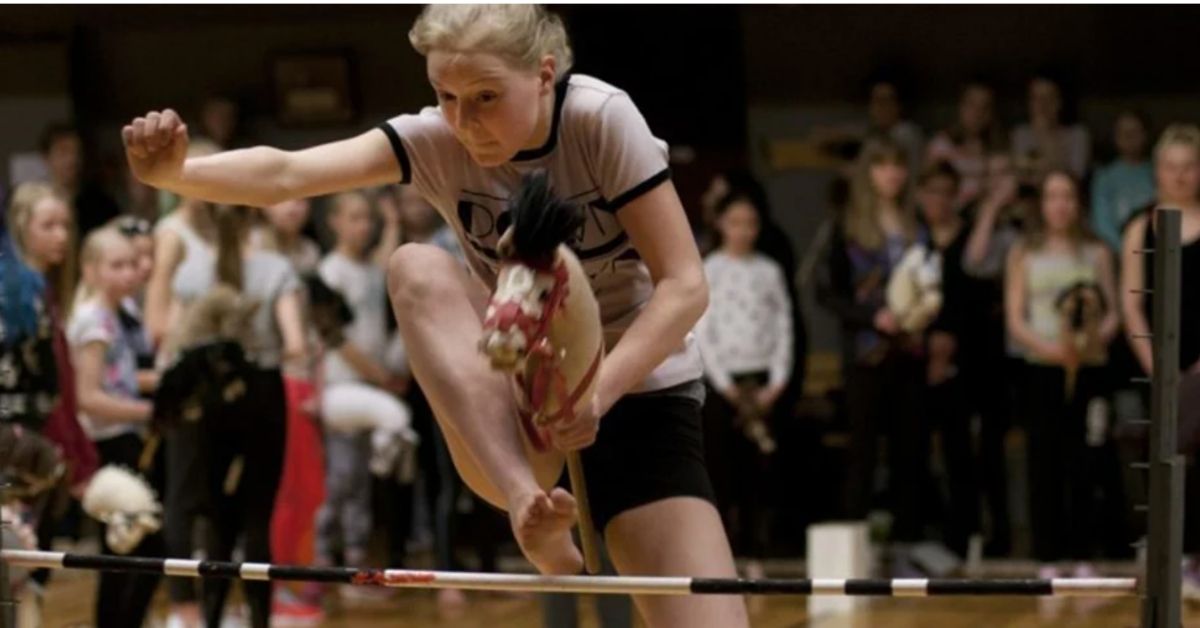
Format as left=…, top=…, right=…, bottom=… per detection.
left=566, top=451, right=601, bottom=574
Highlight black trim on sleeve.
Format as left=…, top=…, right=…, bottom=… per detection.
left=604, top=168, right=671, bottom=212
left=512, top=76, right=570, bottom=162
left=376, top=123, right=412, bottom=185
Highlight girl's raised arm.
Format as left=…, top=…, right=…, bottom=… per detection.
left=123, top=109, right=402, bottom=208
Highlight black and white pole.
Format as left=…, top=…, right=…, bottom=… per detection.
left=0, top=550, right=1138, bottom=598
left=1141, top=209, right=1186, bottom=628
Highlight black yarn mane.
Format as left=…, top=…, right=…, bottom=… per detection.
left=506, top=171, right=584, bottom=268
left=1055, top=280, right=1108, bottom=331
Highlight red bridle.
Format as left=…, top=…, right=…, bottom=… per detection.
left=483, top=261, right=602, bottom=452
left=483, top=262, right=571, bottom=353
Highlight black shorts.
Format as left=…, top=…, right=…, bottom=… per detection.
left=568, top=380, right=716, bottom=532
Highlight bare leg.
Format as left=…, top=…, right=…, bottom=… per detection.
left=606, top=497, right=749, bottom=628
left=387, top=244, right=581, bottom=574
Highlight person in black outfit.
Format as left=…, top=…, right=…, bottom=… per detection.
left=1120, top=125, right=1200, bottom=568
left=919, top=161, right=985, bottom=557
left=957, top=152, right=1024, bottom=557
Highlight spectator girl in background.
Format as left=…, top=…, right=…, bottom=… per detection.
left=1120, top=125, right=1200, bottom=595
left=1012, top=74, right=1090, bottom=185
left=813, top=78, right=924, bottom=179
left=196, top=95, right=244, bottom=151
left=0, top=192, right=59, bottom=431
left=956, top=151, right=1025, bottom=555
left=1004, top=170, right=1119, bottom=579
left=5, top=182, right=99, bottom=623
left=246, top=196, right=326, bottom=623
left=38, top=123, right=120, bottom=238
left=142, top=142, right=225, bottom=628
left=314, top=190, right=412, bottom=576
left=67, top=227, right=163, bottom=628
left=6, top=182, right=99, bottom=492
left=697, top=169, right=806, bottom=389
left=697, top=190, right=793, bottom=590
left=916, top=162, right=979, bottom=557
left=163, top=200, right=306, bottom=628
left=864, top=80, right=924, bottom=174
left=817, top=139, right=928, bottom=546
left=1121, top=124, right=1200, bottom=381
left=926, top=81, right=1007, bottom=211
left=1092, top=111, right=1156, bottom=250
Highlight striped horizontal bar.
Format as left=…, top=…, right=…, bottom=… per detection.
left=0, top=550, right=1139, bottom=597
left=690, top=577, right=1136, bottom=597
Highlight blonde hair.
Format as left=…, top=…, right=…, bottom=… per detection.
left=409, top=5, right=574, bottom=80
left=214, top=205, right=251, bottom=290
left=73, top=227, right=132, bottom=316
left=6, top=181, right=77, bottom=313
left=843, top=139, right=917, bottom=251
left=1155, top=123, right=1200, bottom=161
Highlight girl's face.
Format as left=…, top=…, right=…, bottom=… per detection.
left=1156, top=144, right=1200, bottom=206
left=427, top=50, right=554, bottom=167
left=959, top=86, right=994, bottom=136
left=264, top=198, right=311, bottom=237
left=868, top=82, right=901, bottom=130
left=46, top=134, right=82, bottom=187
left=1028, top=78, right=1062, bottom=124
left=1114, top=114, right=1148, bottom=161
left=130, top=234, right=154, bottom=285
left=869, top=159, right=908, bottom=202
left=90, top=239, right=141, bottom=301
left=332, top=196, right=375, bottom=253
left=717, top=201, right=761, bottom=253
left=1040, top=173, right=1080, bottom=235
left=918, top=175, right=958, bottom=226
left=23, top=197, right=72, bottom=269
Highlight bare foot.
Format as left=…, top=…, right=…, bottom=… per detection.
left=510, top=487, right=583, bottom=575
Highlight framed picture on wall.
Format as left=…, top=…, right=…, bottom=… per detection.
left=271, top=50, right=358, bottom=127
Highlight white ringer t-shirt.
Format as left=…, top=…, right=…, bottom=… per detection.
left=378, top=74, right=701, bottom=394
